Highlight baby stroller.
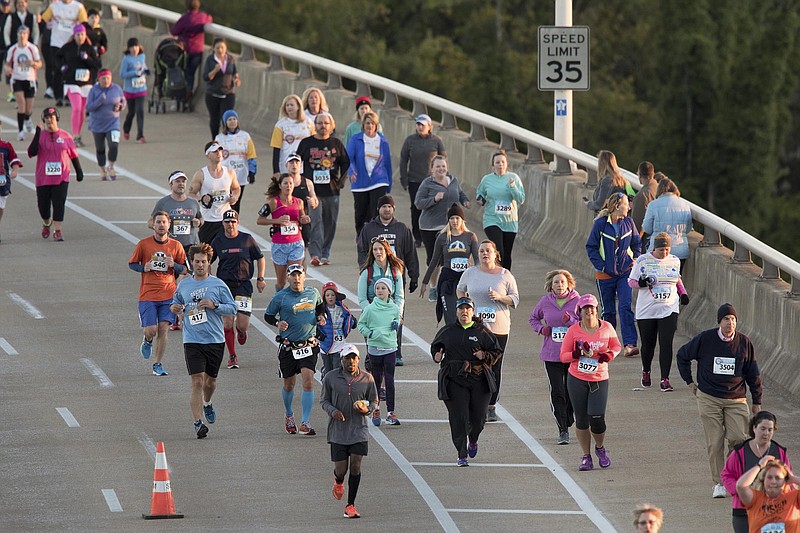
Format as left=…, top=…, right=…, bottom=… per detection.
left=149, top=37, right=188, bottom=113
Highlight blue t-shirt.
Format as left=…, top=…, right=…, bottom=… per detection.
left=173, top=275, right=237, bottom=344
left=265, top=286, right=323, bottom=343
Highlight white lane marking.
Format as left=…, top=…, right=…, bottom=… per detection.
left=108, top=220, right=149, bottom=224
left=80, top=358, right=115, bottom=388
left=7, top=292, right=45, bottom=319
left=396, top=379, right=437, bottom=383
left=69, top=196, right=162, bottom=200
left=411, top=462, right=545, bottom=468
left=101, top=489, right=123, bottom=512
left=495, top=404, right=616, bottom=532
left=56, top=407, right=80, bottom=427
left=395, top=419, right=451, bottom=423
left=138, top=433, right=173, bottom=475
left=368, top=427, right=459, bottom=533
left=448, top=509, right=586, bottom=515
left=0, top=337, right=18, bottom=355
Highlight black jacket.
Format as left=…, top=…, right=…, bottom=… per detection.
left=357, top=216, right=419, bottom=285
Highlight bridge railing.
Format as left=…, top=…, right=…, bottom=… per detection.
left=99, top=0, right=800, bottom=295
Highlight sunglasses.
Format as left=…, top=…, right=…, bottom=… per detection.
left=222, top=220, right=238, bottom=224
left=371, top=235, right=388, bottom=243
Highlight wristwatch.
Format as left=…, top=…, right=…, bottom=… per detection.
left=257, top=277, right=265, bottom=281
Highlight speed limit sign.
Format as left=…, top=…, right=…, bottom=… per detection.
left=538, top=26, right=590, bottom=91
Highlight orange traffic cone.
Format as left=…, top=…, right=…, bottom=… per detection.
left=142, top=441, right=184, bottom=519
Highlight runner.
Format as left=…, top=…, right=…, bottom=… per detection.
left=5, top=24, right=41, bottom=141
left=264, top=264, right=326, bottom=436
left=128, top=211, right=187, bottom=376
left=431, top=297, right=502, bottom=466
left=736, top=456, right=800, bottom=531
left=86, top=68, right=124, bottom=180
left=189, top=140, right=240, bottom=244
left=270, top=93, right=313, bottom=176
left=357, top=278, right=402, bottom=426
left=282, top=152, right=318, bottom=249
left=210, top=209, right=266, bottom=369
left=256, top=172, right=310, bottom=291
left=318, top=282, right=356, bottom=379
left=559, top=293, right=622, bottom=471
left=0, top=131, right=21, bottom=243
left=320, top=343, right=378, bottom=519
left=27, top=106, right=83, bottom=242
left=215, top=109, right=256, bottom=212
left=149, top=170, right=204, bottom=253
left=170, top=243, right=237, bottom=438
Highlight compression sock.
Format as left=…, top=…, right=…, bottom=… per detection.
left=347, top=474, right=361, bottom=505
left=224, top=327, right=236, bottom=356
left=17, top=113, right=24, bottom=131
left=301, top=389, right=314, bottom=424
left=281, top=388, right=294, bottom=416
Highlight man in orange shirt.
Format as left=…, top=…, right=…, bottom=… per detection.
left=129, top=211, right=187, bottom=375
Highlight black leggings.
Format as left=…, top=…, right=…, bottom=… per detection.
left=544, top=361, right=574, bottom=433
left=205, top=93, right=235, bottom=139
left=483, top=225, right=516, bottom=270
left=443, top=377, right=492, bottom=458
left=123, top=96, right=145, bottom=139
left=92, top=131, right=119, bottom=167
left=489, top=334, right=508, bottom=405
left=420, top=228, right=439, bottom=265
left=637, top=312, right=679, bottom=379
left=369, top=351, right=397, bottom=412
left=567, top=374, right=608, bottom=433
left=352, top=186, right=388, bottom=237
left=36, top=182, right=69, bottom=222
left=407, top=181, right=422, bottom=242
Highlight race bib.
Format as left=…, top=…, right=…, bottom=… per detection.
left=577, top=356, right=599, bottom=375
left=132, top=76, right=146, bottom=89
left=149, top=255, right=168, bottom=272
left=173, top=220, right=191, bottom=235
left=476, top=306, right=496, bottom=323
left=74, top=68, right=89, bottom=82
left=280, top=222, right=299, bottom=236
left=229, top=160, right=245, bottom=170
left=761, top=523, right=786, bottom=533
left=45, top=161, right=62, bottom=176
left=0, top=174, right=6, bottom=186
left=187, top=308, right=207, bottom=325
left=313, top=169, right=330, bottom=184
left=713, top=357, right=736, bottom=375
left=551, top=326, right=568, bottom=342
left=110, top=130, right=120, bottom=143
left=450, top=257, right=468, bottom=272
left=651, top=286, right=672, bottom=301
left=494, top=200, right=512, bottom=214
left=211, top=190, right=228, bottom=204
left=292, top=346, right=313, bottom=359
left=235, top=295, right=252, bottom=313
left=58, top=19, right=74, bottom=31
left=333, top=334, right=344, bottom=343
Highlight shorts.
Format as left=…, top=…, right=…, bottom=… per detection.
left=138, top=299, right=176, bottom=327
left=331, top=441, right=369, bottom=461
left=223, top=280, right=253, bottom=316
left=12, top=80, right=35, bottom=98
left=278, top=344, right=319, bottom=378
left=271, top=240, right=305, bottom=266
left=0, top=195, right=7, bottom=209
left=65, top=84, right=92, bottom=98
left=184, top=342, right=225, bottom=377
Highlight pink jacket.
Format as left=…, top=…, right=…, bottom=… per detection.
left=720, top=439, right=791, bottom=513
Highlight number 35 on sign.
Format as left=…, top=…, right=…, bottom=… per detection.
left=538, top=26, right=590, bottom=91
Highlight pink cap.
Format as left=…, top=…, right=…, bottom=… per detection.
left=577, top=293, right=598, bottom=309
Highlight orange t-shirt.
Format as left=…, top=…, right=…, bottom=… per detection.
left=129, top=236, right=186, bottom=301
left=746, top=489, right=800, bottom=533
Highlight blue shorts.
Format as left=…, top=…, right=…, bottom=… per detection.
left=271, top=241, right=305, bottom=265
left=138, top=299, right=176, bottom=327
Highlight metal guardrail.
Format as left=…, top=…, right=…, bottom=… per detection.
left=99, top=0, right=800, bottom=294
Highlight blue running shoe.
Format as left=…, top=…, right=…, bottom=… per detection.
left=140, top=337, right=153, bottom=359
left=467, top=440, right=478, bottom=458
left=152, top=363, right=168, bottom=376
left=194, top=420, right=208, bottom=439
left=203, top=403, right=216, bottom=424
left=457, top=457, right=469, bottom=467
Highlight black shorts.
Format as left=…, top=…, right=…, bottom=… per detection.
left=12, top=80, right=35, bottom=98
left=330, top=441, right=368, bottom=461
left=184, top=342, right=225, bottom=377
left=278, top=344, right=319, bottom=378
left=223, top=280, right=253, bottom=316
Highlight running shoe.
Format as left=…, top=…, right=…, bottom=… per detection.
left=414, top=240, right=422, bottom=248
left=343, top=504, right=360, bottom=518
left=321, top=257, right=330, bottom=265
left=123, top=132, right=130, bottom=140
left=41, top=224, right=51, bottom=239
left=660, top=378, right=674, bottom=392
left=194, top=419, right=208, bottom=439
left=428, top=286, right=437, bottom=302
left=203, top=403, right=216, bottom=424
left=558, top=430, right=570, bottom=445
left=386, top=412, right=400, bottom=426
left=44, top=86, right=54, bottom=99
left=227, top=354, right=239, bottom=369
left=332, top=480, right=345, bottom=500
left=25, top=119, right=33, bottom=133
left=152, top=363, right=168, bottom=376
left=140, top=337, right=153, bottom=359
left=467, top=440, right=478, bottom=458
left=74, top=136, right=84, bottom=148
left=237, top=329, right=247, bottom=345
left=486, top=406, right=498, bottom=422
left=298, top=423, right=316, bottom=436
left=579, top=454, right=593, bottom=471
left=457, top=457, right=469, bottom=467
left=170, top=321, right=181, bottom=331
left=641, top=371, right=651, bottom=388
left=53, top=230, right=64, bottom=242
left=712, top=483, right=728, bottom=498
left=595, top=446, right=611, bottom=468
left=372, top=408, right=381, bottom=427
left=16, top=131, right=24, bottom=141
left=137, top=137, right=146, bottom=144
left=395, top=355, right=404, bottom=367
left=310, top=256, right=321, bottom=266
left=55, top=98, right=63, bottom=107
left=100, top=167, right=108, bottom=181
left=624, top=345, right=640, bottom=357
left=285, top=415, right=297, bottom=434
left=379, top=387, right=386, bottom=401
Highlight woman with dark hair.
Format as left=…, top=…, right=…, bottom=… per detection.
left=202, top=38, right=239, bottom=139
left=57, top=24, right=100, bottom=147
left=171, top=0, right=212, bottom=101
left=642, top=177, right=693, bottom=272
left=119, top=37, right=149, bottom=143
left=722, top=411, right=792, bottom=533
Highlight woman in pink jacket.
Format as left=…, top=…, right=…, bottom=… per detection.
left=560, top=293, right=621, bottom=472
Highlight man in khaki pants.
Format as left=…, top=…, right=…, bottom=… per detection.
left=677, top=303, right=762, bottom=499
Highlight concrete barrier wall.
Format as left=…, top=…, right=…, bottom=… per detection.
left=105, top=20, right=800, bottom=400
